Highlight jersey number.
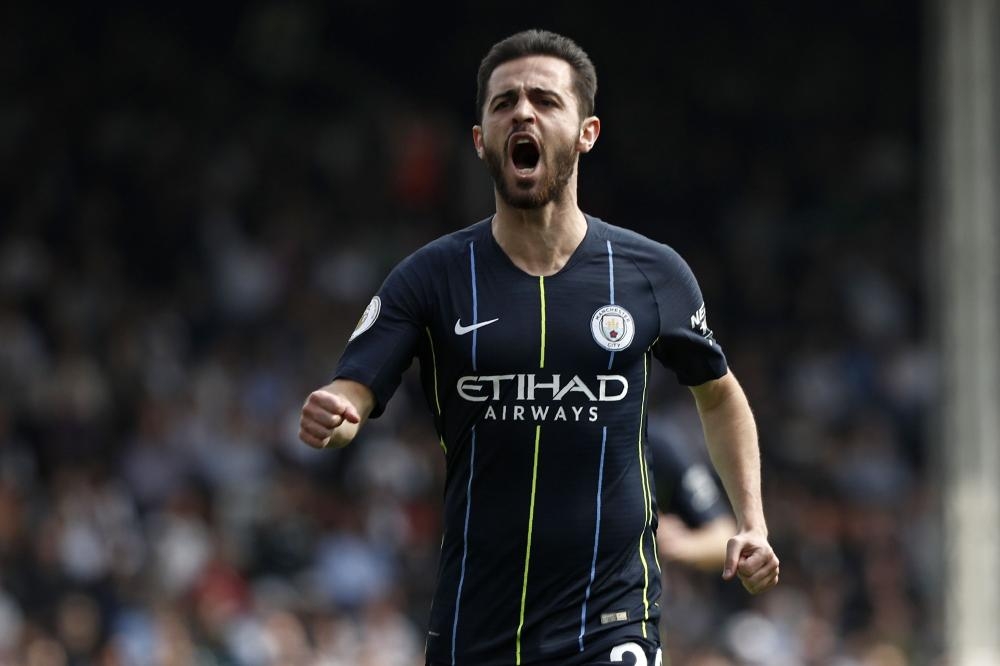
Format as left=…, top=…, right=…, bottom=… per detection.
left=610, top=642, right=663, bottom=666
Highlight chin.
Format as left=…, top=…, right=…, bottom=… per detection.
left=503, top=181, right=550, bottom=209
left=487, top=147, right=573, bottom=210
left=504, top=194, right=545, bottom=210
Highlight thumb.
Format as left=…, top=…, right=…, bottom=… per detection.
left=340, top=402, right=361, bottom=424
left=722, top=537, right=742, bottom=580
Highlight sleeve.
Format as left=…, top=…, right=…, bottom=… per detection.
left=648, top=433, right=729, bottom=528
left=647, top=244, right=728, bottom=386
left=333, top=253, right=429, bottom=418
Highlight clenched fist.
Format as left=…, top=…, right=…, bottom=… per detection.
left=298, top=380, right=374, bottom=449
left=722, top=530, right=780, bottom=595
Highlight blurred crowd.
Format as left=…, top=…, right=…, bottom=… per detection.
left=1, top=3, right=938, bottom=665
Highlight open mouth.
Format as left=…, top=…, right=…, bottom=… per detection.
left=509, top=136, right=541, bottom=173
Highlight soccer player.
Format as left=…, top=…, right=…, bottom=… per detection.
left=650, top=433, right=735, bottom=572
left=299, top=29, right=779, bottom=666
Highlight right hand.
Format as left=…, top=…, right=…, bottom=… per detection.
left=299, top=389, right=362, bottom=448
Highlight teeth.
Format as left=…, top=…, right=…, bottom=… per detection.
left=516, top=138, right=532, bottom=145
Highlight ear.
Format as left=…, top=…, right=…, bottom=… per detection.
left=472, top=125, right=485, bottom=160
left=577, top=116, right=601, bottom=153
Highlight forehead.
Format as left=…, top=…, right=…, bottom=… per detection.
left=486, top=55, right=576, bottom=99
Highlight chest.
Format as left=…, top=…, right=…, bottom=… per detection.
left=430, top=252, right=659, bottom=375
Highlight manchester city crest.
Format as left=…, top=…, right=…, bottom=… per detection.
left=591, top=304, right=635, bottom=351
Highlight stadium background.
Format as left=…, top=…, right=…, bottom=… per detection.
left=0, top=1, right=947, bottom=664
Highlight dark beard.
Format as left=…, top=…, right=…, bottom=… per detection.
left=484, top=141, right=577, bottom=209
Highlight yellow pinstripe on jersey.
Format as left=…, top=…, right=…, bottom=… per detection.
left=425, top=327, right=447, bottom=454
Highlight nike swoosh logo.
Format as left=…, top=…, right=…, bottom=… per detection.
left=454, top=318, right=499, bottom=335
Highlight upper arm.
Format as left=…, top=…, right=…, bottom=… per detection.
left=636, top=242, right=727, bottom=386
left=333, top=252, right=432, bottom=417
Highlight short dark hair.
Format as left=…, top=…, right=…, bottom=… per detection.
left=476, top=29, right=597, bottom=123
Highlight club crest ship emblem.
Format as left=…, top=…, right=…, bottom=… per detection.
left=591, top=305, right=635, bottom=351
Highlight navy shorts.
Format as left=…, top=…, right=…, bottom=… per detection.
left=427, top=639, right=662, bottom=666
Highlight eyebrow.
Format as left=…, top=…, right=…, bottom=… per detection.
left=488, top=87, right=564, bottom=107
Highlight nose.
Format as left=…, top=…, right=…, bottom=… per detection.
left=512, top=94, right=536, bottom=124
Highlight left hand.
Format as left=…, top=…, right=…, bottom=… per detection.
left=722, top=530, right=779, bottom=594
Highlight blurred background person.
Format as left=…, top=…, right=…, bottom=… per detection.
left=650, top=431, right=735, bottom=573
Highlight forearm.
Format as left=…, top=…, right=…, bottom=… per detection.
left=690, top=371, right=767, bottom=534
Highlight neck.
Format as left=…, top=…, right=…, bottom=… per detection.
left=492, top=192, right=587, bottom=277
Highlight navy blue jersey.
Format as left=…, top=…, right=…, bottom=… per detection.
left=335, top=215, right=726, bottom=665
left=648, top=434, right=729, bottom=528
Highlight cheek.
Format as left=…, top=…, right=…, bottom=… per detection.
left=552, top=129, right=581, bottom=153
left=487, top=132, right=507, bottom=155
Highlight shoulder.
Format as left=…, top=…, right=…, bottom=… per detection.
left=587, top=215, right=695, bottom=282
left=393, top=217, right=491, bottom=275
